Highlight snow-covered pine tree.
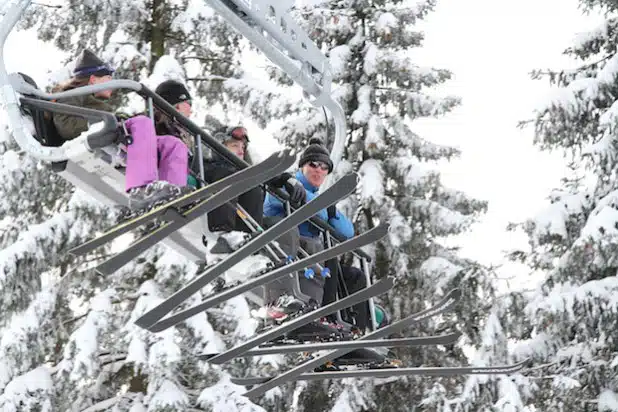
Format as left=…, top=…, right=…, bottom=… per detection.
left=213, top=1, right=497, bottom=410
left=503, top=2, right=618, bottom=410
left=0, top=1, right=274, bottom=410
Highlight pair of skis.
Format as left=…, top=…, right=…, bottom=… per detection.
left=225, top=288, right=529, bottom=398
left=70, top=150, right=297, bottom=274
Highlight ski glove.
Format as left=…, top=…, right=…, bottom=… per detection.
left=327, top=204, right=337, bottom=220
left=284, top=178, right=306, bottom=207
left=267, top=173, right=306, bottom=207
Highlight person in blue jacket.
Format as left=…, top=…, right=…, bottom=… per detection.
left=261, top=138, right=357, bottom=320
left=264, top=137, right=354, bottom=239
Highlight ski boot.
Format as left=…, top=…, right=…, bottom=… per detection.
left=127, top=181, right=194, bottom=214
left=208, top=229, right=254, bottom=254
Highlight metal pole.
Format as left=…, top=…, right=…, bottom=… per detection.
left=362, top=257, right=378, bottom=331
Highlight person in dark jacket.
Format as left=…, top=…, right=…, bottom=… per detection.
left=52, top=50, right=191, bottom=211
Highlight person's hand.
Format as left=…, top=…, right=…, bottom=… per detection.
left=115, top=111, right=132, bottom=121
left=284, top=178, right=306, bottom=207
left=267, top=172, right=292, bottom=188
left=327, top=204, right=337, bottom=220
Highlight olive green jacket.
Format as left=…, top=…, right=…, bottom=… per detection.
left=53, top=94, right=115, bottom=141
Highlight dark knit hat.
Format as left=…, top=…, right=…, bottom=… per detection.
left=155, top=80, right=192, bottom=106
left=73, top=50, right=114, bottom=78
left=298, top=137, right=333, bottom=173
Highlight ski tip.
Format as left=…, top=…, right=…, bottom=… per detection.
left=196, top=353, right=217, bottom=361
left=372, top=223, right=390, bottom=238
left=446, top=288, right=462, bottom=301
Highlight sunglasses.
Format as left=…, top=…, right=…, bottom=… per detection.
left=308, top=161, right=329, bottom=171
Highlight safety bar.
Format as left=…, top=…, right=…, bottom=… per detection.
left=20, top=97, right=119, bottom=149
left=205, top=0, right=347, bottom=174
left=141, top=85, right=371, bottom=261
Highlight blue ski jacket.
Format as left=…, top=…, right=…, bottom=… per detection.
left=263, top=170, right=355, bottom=239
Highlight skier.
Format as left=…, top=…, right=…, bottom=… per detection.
left=262, top=138, right=388, bottom=331
left=199, top=126, right=305, bottom=254
left=52, top=50, right=191, bottom=211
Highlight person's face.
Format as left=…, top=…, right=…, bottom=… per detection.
left=225, top=139, right=246, bottom=158
left=302, top=160, right=329, bottom=187
left=176, top=101, right=192, bottom=117
left=89, top=74, right=113, bottom=99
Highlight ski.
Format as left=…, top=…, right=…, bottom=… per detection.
left=95, top=151, right=296, bottom=276
left=198, top=332, right=461, bottom=359
left=232, top=358, right=530, bottom=386
left=239, top=287, right=461, bottom=398
left=206, top=276, right=394, bottom=365
left=134, top=173, right=360, bottom=331
left=70, top=150, right=291, bottom=257
left=147, top=223, right=389, bottom=333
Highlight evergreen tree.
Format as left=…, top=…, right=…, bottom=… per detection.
left=219, top=1, right=495, bottom=410
left=0, top=1, right=272, bottom=410
left=503, top=1, right=618, bottom=410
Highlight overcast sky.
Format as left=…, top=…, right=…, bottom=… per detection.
left=410, top=0, right=604, bottom=283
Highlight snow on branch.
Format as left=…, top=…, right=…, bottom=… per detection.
left=411, top=198, right=473, bottom=236
left=526, top=276, right=618, bottom=322
left=524, top=190, right=592, bottom=243
left=57, top=289, right=116, bottom=384
left=387, top=118, right=461, bottom=161
left=419, top=256, right=464, bottom=294
left=0, top=287, right=57, bottom=391
left=0, top=210, right=93, bottom=314
left=372, top=48, right=454, bottom=90
left=567, top=17, right=618, bottom=59
left=0, top=366, right=53, bottom=412
left=198, top=375, right=266, bottom=412
left=358, top=159, right=385, bottom=206
left=406, top=92, right=461, bottom=119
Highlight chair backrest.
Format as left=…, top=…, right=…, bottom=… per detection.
left=17, top=73, right=65, bottom=148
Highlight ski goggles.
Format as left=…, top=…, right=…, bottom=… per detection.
left=307, top=160, right=330, bottom=171
left=228, top=126, right=249, bottom=142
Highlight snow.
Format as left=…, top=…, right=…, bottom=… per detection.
left=59, top=289, right=115, bottom=382
left=526, top=276, right=618, bottom=323
left=419, top=257, right=463, bottom=293
left=358, top=159, right=384, bottom=206
left=571, top=18, right=616, bottom=52
left=530, top=190, right=591, bottom=240
left=365, top=115, right=385, bottom=154
left=148, top=379, right=189, bottom=410
left=375, top=12, right=398, bottom=35
left=0, top=287, right=57, bottom=390
left=363, top=43, right=379, bottom=76
left=0, top=366, right=53, bottom=412
left=197, top=376, right=267, bottom=412
left=329, top=45, right=351, bottom=80
left=150, top=55, right=186, bottom=86
left=350, top=85, right=372, bottom=125
left=599, top=390, right=618, bottom=411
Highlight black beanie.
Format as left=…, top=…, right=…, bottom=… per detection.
left=73, top=50, right=114, bottom=78
left=298, top=137, right=333, bottom=173
left=155, top=80, right=192, bottom=106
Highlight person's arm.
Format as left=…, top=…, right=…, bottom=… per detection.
left=327, top=205, right=355, bottom=239
left=263, top=192, right=285, bottom=217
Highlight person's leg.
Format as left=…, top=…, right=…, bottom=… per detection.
left=261, top=215, right=300, bottom=303
left=236, top=187, right=264, bottom=230
left=340, top=265, right=370, bottom=330
left=124, top=115, right=158, bottom=192
left=157, top=135, right=189, bottom=187
left=298, top=236, right=326, bottom=305
left=205, top=166, right=238, bottom=232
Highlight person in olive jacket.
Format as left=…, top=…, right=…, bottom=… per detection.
left=52, top=50, right=191, bottom=211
